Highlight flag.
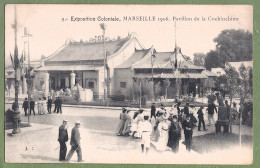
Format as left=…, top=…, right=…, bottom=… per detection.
left=19, top=54, right=24, bottom=68
left=10, top=53, right=14, bottom=68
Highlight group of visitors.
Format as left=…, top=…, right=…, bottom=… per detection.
left=116, top=101, right=210, bottom=154
left=21, top=96, right=63, bottom=116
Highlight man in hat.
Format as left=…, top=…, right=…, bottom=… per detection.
left=30, top=98, right=35, bottom=116
left=182, top=115, right=194, bottom=152
left=197, top=106, right=207, bottom=131
left=167, top=115, right=181, bottom=153
left=189, top=105, right=197, bottom=127
left=47, top=96, right=52, bottom=114
left=184, top=102, right=190, bottom=117
left=150, top=103, right=156, bottom=119
left=58, top=120, right=68, bottom=161
left=53, top=97, right=58, bottom=113
left=57, top=97, right=63, bottom=114
left=22, top=98, right=29, bottom=116
left=66, top=121, right=82, bottom=162
left=208, top=102, right=217, bottom=125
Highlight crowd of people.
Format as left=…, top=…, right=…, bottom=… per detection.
left=115, top=96, right=248, bottom=154
left=19, top=96, right=63, bottom=116
left=116, top=102, right=208, bottom=154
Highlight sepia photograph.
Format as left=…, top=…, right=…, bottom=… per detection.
left=4, top=4, right=253, bottom=164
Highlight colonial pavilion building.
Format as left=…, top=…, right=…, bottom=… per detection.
left=5, top=33, right=216, bottom=100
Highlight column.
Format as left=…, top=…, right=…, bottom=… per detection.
left=65, top=77, right=69, bottom=88
left=45, top=72, right=50, bottom=96
left=70, top=72, right=76, bottom=88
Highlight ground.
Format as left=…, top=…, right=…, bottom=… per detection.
left=5, top=103, right=253, bottom=164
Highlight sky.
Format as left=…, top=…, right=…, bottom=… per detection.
left=5, top=5, right=253, bottom=66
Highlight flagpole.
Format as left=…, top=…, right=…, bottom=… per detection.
left=12, top=4, right=21, bottom=134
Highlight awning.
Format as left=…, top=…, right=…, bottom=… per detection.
left=35, top=65, right=102, bottom=71
left=133, top=73, right=207, bottom=79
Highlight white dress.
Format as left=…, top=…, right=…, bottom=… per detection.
left=156, top=120, right=170, bottom=151
left=141, top=121, right=152, bottom=148
left=134, top=113, right=144, bottom=138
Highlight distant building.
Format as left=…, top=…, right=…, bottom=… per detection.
left=211, top=68, right=225, bottom=77
left=115, top=46, right=209, bottom=98
left=34, top=34, right=144, bottom=99
left=6, top=33, right=217, bottom=99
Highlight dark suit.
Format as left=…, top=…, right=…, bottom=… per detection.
left=22, top=100, right=28, bottom=116
left=58, top=125, right=68, bottom=161
left=150, top=105, right=156, bottom=118
left=66, top=126, right=82, bottom=161
left=184, top=105, right=189, bottom=116
left=57, top=99, right=62, bottom=114
left=47, top=99, right=52, bottom=113
left=182, top=119, right=194, bottom=151
left=167, top=121, right=181, bottom=153
left=197, top=109, right=206, bottom=131
left=30, top=100, right=35, bottom=116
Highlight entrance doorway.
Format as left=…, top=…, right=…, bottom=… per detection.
left=189, top=82, right=196, bottom=97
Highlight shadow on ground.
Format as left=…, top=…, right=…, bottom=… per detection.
left=20, top=154, right=58, bottom=162
left=183, top=133, right=253, bottom=154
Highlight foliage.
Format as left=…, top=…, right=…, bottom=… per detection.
left=162, top=79, right=171, bottom=99
left=133, top=78, right=154, bottom=101
left=204, top=50, right=224, bottom=70
left=154, top=81, right=162, bottom=98
left=5, top=109, right=14, bottom=123
left=193, top=52, right=206, bottom=66
left=110, top=95, right=125, bottom=101
left=204, top=29, right=252, bottom=70
left=74, top=86, right=81, bottom=103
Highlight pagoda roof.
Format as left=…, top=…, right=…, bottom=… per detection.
left=133, top=73, right=207, bottom=79
left=132, top=48, right=205, bottom=70
left=44, top=37, right=133, bottom=62
left=116, top=48, right=152, bottom=69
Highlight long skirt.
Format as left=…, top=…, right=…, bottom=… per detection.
left=122, top=119, right=131, bottom=134
left=156, top=130, right=169, bottom=151
left=117, top=120, right=125, bottom=135
left=141, top=132, right=151, bottom=148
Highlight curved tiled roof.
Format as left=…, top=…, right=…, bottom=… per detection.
left=133, top=50, right=205, bottom=70
left=45, top=38, right=131, bottom=62
left=116, top=48, right=152, bottom=69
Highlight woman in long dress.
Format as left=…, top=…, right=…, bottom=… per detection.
left=42, top=97, right=47, bottom=115
left=134, top=109, right=145, bottom=139
left=117, top=108, right=127, bottom=136
left=156, top=114, right=171, bottom=151
left=37, top=98, right=43, bottom=115
left=122, top=110, right=132, bottom=136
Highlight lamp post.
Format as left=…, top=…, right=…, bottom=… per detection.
left=100, top=23, right=107, bottom=102
left=12, top=5, right=21, bottom=134
left=151, top=54, right=156, bottom=101
left=23, top=27, right=32, bottom=126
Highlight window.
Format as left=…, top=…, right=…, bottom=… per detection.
left=120, top=82, right=126, bottom=88
left=88, top=82, right=94, bottom=88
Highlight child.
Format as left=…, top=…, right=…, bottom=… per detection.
left=141, top=116, right=152, bottom=154
left=197, top=106, right=207, bottom=131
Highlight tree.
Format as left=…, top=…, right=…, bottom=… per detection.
left=74, top=85, right=81, bottom=103
left=204, top=29, right=252, bottom=70
left=163, top=79, right=170, bottom=99
left=204, top=50, right=224, bottom=70
left=214, top=29, right=252, bottom=62
left=193, top=53, right=206, bottom=66
left=225, top=63, right=241, bottom=133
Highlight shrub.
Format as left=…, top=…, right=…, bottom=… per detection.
left=110, top=95, right=125, bottom=101
left=5, top=109, right=14, bottom=123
